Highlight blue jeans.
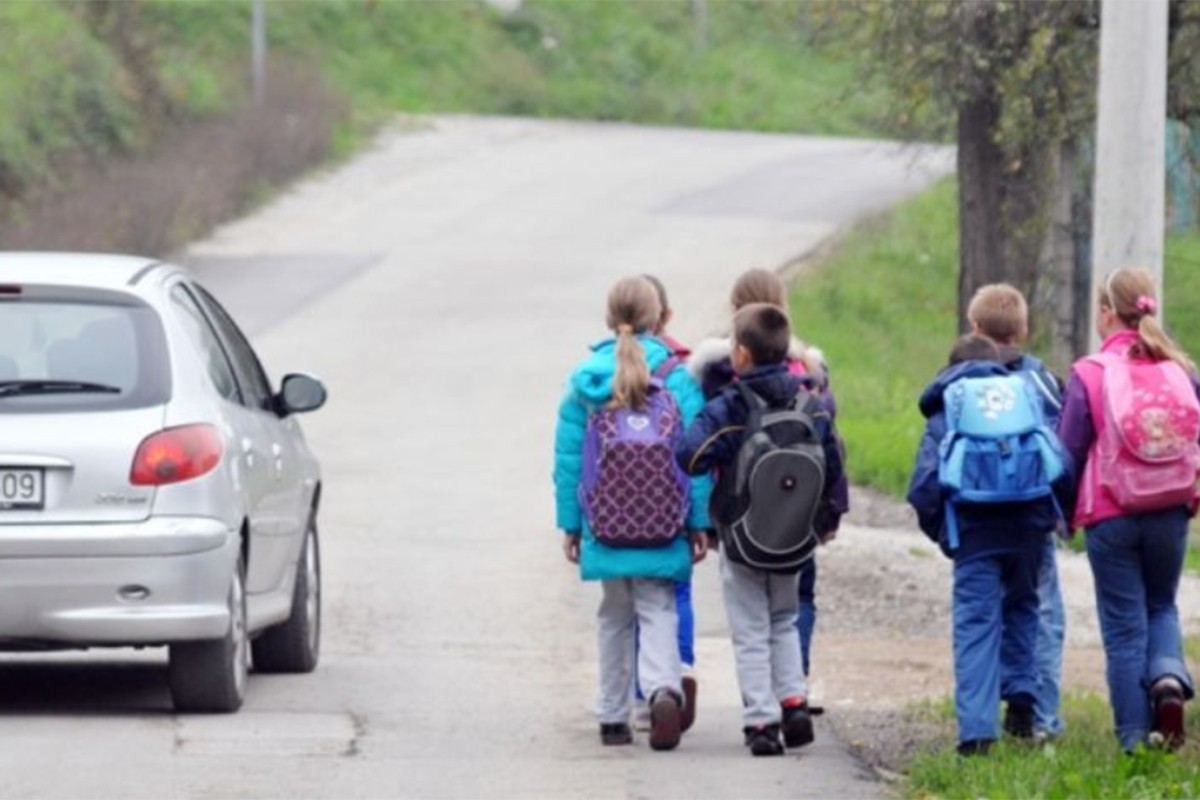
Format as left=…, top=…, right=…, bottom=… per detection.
left=1086, top=508, right=1194, bottom=751
left=1001, top=534, right=1065, bottom=735
left=953, top=547, right=1042, bottom=744
left=795, top=557, right=816, bottom=676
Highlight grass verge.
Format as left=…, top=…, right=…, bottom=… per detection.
left=791, top=182, right=1200, bottom=501
left=903, top=694, right=1200, bottom=799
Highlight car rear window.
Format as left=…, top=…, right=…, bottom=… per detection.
left=0, top=286, right=171, bottom=413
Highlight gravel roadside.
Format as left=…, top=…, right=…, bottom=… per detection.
left=810, top=487, right=1200, bottom=776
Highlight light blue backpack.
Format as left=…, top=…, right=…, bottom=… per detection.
left=937, top=374, right=1066, bottom=549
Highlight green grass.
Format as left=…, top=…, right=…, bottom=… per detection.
left=789, top=178, right=959, bottom=496
left=904, top=694, right=1200, bottom=799
left=793, top=181, right=1200, bottom=499
left=0, top=1, right=891, bottom=204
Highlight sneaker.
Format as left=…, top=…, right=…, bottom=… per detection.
left=1003, top=696, right=1035, bottom=739
left=956, top=739, right=993, bottom=757
left=680, top=675, right=698, bottom=733
left=600, top=722, right=633, bottom=746
left=649, top=690, right=682, bottom=751
left=744, top=724, right=785, bottom=757
left=781, top=699, right=815, bottom=748
left=1152, top=678, right=1186, bottom=750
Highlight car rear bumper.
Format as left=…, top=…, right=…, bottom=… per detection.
left=0, top=517, right=238, bottom=646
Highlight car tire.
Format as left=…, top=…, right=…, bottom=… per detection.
left=251, top=519, right=320, bottom=674
left=168, top=556, right=248, bottom=713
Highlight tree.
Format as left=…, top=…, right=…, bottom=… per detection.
left=834, top=0, right=1100, bottom=342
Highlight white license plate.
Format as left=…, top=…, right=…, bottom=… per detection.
left=0, top=468, right=44, bottom=510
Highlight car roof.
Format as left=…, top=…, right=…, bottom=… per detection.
left=0, top=252, right=175, bottom=291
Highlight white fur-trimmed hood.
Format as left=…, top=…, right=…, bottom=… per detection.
left=688, top=335, right=827, bottom=383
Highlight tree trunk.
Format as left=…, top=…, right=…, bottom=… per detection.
left=956, top=95, right=1009, bottom=332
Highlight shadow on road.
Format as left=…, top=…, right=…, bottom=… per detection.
left=0, top=656, right=173, bottom=714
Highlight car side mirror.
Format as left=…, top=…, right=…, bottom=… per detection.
left=278, top=373, right=327, bottom=415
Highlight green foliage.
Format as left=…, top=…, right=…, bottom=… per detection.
left=0, top=1, right=138, bottom=194
left=905, top=694, right=1200, bottom=799
left=789, top=179, right=960, bottom=496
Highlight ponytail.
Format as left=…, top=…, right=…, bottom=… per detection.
left=605, top=277, right=662, bottom=410
left=1136, top=314, right=1196, bottom=375
left=1101, top=267, right=1197, bottom=375
left=611, top=324, right=651, bottom=410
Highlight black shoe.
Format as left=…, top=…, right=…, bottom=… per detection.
left=781, top=702, right=815, bottom=748
left=680, top=675, right=698, bottom=733
left=649, top=690, right=682, bottom=751
left=600, top=722, right=633, bottom=746
left=744, top=724, right=785, bottom=756
left=956, top=739, right=993, bottom=757
left=1003, top=695, right=1035, bottom=739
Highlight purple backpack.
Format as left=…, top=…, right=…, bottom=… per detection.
left=579, top=362, right=691, bottom=548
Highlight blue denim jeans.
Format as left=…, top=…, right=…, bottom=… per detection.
left=795, top=557, right=817, bottom=676
left=1001, top=534, right=1065, bottom=735
left=953, top=547, right=1042, bottom=744
left=1086, top=508, right=1194, bottom=751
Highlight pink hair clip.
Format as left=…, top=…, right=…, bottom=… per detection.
left=1135, top=295, right=1157, bottom=315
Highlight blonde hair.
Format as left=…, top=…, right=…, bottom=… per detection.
left=729, top=267, right=825, bottom=377
left=967, top=283, right=1028, bottom=344
left=1099, top=267, right=1195, bottom=374
left=606, top=277, right=661, bottom=409
left=730, top=268, right=786, bottom=310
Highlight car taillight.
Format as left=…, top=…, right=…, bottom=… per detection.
left=130, top=425, right=223, bottom=486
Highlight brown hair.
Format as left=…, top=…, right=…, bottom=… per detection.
left=1099, top=267, right=1195, bottom=374
left=642, top=273, right=670, bottom=334
left=606, top=277, right=662, bottom=409
left=967, top=283, right=1028, bottom=344
left=730, top=268, right=786, bottom=310
left=948, top=334, right=1001, bottom=366
left=734, top=303, right=791, bottom=366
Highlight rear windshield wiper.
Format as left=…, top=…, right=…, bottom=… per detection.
left=0, top=380, right=122, bottom=397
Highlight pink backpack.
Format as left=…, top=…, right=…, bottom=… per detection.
left=1087, top=352, right=1200, bottom=513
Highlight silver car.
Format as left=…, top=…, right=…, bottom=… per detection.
left=0, top=253, right=326, bottom=712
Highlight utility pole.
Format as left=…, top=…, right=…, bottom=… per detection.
left=1090, top=0, right=1169, bottom=347
left=252, top=0, right=266, bottom=106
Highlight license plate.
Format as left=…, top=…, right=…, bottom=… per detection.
left=0, top=468, right=44, bottom=510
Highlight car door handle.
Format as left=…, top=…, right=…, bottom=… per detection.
left=242, top=437, right=256, bottom=468
left=271, top=443, right=284, bottom=474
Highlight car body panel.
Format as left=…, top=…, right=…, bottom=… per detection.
left=0, top=253, right=323, bottom=648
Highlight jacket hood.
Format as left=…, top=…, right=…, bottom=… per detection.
left=570, top=335, right=674, bottom=407
left=735, top=364, right=805, bottom=407
left=689, top=335, right=827, bottom=383
left=918, top=360, right=1009, bottom=418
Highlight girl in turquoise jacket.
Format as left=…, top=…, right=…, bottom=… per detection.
left=554, top=276, right=710, bottom=752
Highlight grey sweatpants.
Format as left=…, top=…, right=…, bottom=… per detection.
left=595, top=578, right=682, bottom=724
left=720, top=554, right=807, bottom=727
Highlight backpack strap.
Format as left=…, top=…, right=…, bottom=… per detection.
left=653, top=355, right=683, bottom=382
left=736, top=381, right=768, bottom=411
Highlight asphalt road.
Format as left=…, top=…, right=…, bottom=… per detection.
left=0, top=116, right=951, bottom=799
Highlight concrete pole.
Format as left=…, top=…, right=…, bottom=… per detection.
left=1089, top=0, right=1169, bottom=349
left=252, top=0, right=266, bottom=106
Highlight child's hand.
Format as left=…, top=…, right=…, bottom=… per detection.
left=689, top=531, right=708, bottom=564
left=562, top=535, right=581, bottom=564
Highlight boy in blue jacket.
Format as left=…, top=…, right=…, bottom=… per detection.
left=675, top=303, right=845, bottom=756
left=907, top=334, right=1067, bottom=756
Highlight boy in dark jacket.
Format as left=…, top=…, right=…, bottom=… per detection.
left=675, top=303, right=845, bottom=756
left=907, top=334, right=1066, bottom=756
left=967, top=283, right=1067, bottom=741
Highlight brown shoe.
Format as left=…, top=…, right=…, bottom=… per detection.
left=649, top=690, right=682, bottom=751
left=680, top=675, right=697, bottom=732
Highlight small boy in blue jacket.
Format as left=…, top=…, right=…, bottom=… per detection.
left=675, top=303, right=845, bottom=756
left=907, top=334, right=1067, bottom=756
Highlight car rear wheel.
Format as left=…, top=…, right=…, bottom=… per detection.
left=168, top=557, right=248, bottom=713
left=251, top=519, right=320, bottom=673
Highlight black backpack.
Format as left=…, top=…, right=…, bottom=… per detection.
left=715, top=383, right=826, bottom=574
